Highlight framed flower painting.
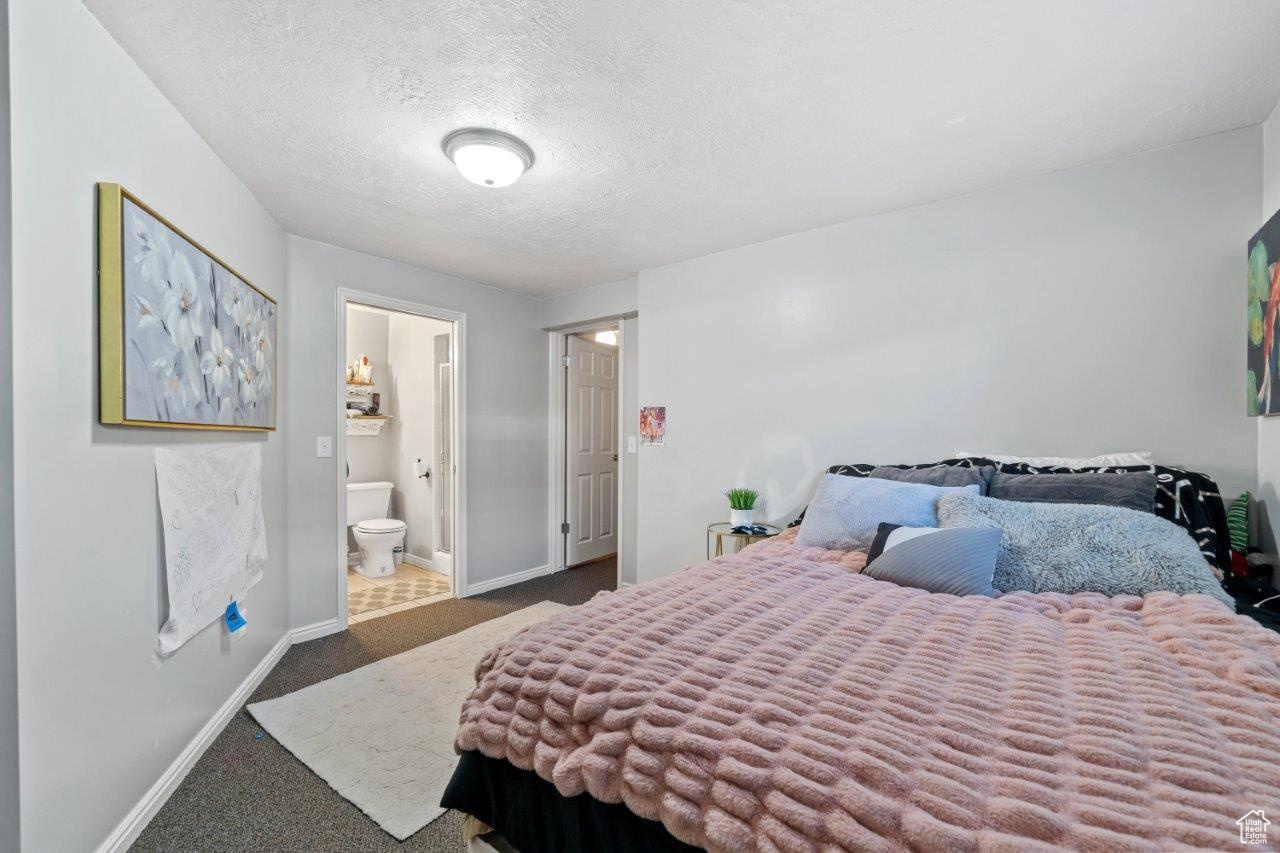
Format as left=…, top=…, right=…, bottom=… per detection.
left=98, top=183, right=277, bottom=430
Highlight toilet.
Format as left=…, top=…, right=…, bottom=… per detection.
left=346, top=481, right=407, bottom=578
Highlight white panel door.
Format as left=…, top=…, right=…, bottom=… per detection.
left=566, top=335, right=619, bottom=566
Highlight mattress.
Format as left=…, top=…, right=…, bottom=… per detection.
left=452, top=533, right=1280, bottom=851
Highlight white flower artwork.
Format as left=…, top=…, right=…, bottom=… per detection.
left=118, top=195, right=276, bottom=428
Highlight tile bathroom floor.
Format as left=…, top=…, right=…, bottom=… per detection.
left=346, top=562, right=453, bottom=623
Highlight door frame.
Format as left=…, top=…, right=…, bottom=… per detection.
left=335, top=288, right=467, bottom=630
left=564, top=333, right=621, bottom=568
left=547, top=320, right=627, bottom=585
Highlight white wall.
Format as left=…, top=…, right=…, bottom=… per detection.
left=1258, top=103, right=1280, bottom=556
left=387, top=312, right=452, bottom=561
left=0, top=2, right=17, bottom=847
left=637, top=128, right=1261, bottom=583
left=344, top=305, right=392, bottom=483
left=540, top=276, right=638, bottom=329
left=10, top=1, right=290, bottom=850
left=286, top=236, right=546, bottom=624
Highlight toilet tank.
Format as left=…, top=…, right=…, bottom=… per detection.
left=346, top=481, right=392, bottom=525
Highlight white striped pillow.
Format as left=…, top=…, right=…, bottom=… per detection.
left=863, top=524, right=1002, bottom=597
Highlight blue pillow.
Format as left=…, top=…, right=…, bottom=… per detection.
left=794, top=473, right=980, bottom=551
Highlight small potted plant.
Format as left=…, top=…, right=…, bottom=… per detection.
left=725, top=488, right=759, bottom=528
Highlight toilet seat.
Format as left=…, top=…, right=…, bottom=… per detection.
left=352, top=518, right=407, bottom=579
left=356, top=518, right=406, bottom=534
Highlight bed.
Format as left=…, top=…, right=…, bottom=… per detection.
left=444, top=525, right=1280, bottom=851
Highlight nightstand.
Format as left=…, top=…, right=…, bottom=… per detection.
left=706, top=522, right=782, bottom=559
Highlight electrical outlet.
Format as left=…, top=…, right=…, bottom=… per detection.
left=316, top=436, right=334, bottom=458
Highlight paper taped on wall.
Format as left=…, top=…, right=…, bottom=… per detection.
left=154, top=445, right=267, bottom=656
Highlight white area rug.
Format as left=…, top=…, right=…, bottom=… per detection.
left=247, top=601, right=569, bottom=840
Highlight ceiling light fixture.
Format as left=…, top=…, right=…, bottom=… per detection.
left=442, top=128, right=534, bottom=188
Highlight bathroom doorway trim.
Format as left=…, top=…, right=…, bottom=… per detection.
left=335, top=288, right=466, bottom=630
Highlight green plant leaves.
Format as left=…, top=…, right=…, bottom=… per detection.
left=1251, top=240, right=1271, bottom=304
left=1250, top=242, right=1271, bottom=415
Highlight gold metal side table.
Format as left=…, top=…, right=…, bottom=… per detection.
left=706, top=522, right=782, bottom=559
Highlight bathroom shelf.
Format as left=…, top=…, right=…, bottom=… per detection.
left=346, top=414, right=391, bottom=436
left=346, top=379, right=375, bottom=386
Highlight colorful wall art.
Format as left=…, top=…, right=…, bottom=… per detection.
left=640, top=405, right=666, bottom=446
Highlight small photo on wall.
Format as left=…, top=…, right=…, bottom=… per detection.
left=640, top=406, right=666, bottom=446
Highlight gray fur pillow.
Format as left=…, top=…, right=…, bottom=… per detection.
left=936, top=493, right=1233, bottom=606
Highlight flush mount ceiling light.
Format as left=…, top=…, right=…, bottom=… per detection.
left=442, top=128, right=534, bottom=188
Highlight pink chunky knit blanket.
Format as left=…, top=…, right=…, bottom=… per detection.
left=456, top=534, right=1280, bottom=851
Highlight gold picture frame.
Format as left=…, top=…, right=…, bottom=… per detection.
left=98, top=182, right=277, bottom=430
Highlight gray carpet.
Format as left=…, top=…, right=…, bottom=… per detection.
left=129, top=561, right=617, bottom=852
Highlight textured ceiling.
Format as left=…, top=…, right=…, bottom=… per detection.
left=86, top=1, right=1280, bottom=296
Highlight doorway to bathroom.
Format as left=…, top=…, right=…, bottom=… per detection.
left=336, top=290, right=464, bottom=628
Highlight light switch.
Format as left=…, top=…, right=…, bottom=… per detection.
left=316, top=436, right=334, bottom=458
left=627, top=436, right=637, bottom=453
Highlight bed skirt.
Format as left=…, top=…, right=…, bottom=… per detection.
left=442, top=751, right=697, bottom=853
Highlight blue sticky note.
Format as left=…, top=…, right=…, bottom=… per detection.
left=224, top=601, right=246, bottom=633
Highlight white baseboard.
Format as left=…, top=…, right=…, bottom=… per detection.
left=401, top=552, right=434, bottom=570
left=100, top=561, right=551, bottom=850
left=290, top=617, right=343, bottom=644
left=460, top=564, right=551, bottom=597
left=97, top=630, right=293, bottom=853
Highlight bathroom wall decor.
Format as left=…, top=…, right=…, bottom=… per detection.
left=98, top=182, right=278, bottom=429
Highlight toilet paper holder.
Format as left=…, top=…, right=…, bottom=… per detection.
left=414, top=458, right=431, bottom=480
